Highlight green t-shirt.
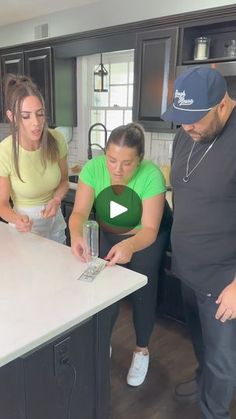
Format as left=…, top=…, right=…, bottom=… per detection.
left=0, top=128, right=67, bottom=207
left=80, top=155, right=166, bottom=228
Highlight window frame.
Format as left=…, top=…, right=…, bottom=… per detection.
left=87, top=50, right=134, bottom=148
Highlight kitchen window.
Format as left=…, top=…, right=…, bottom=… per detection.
left=87, top=50, right=134, bottom=148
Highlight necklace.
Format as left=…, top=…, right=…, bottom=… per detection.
left=183, top=137, right=218, bottom=183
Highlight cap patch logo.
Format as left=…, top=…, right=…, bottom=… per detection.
left=175, top=89, right=194, bottom=107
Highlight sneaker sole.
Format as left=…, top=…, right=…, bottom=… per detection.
left=126, top=374, right=148, bottom=388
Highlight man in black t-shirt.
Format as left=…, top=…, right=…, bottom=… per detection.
left=162, top=67, right=236, bottom=419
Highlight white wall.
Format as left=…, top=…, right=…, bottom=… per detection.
left=0, top=0, right=235, bottom=47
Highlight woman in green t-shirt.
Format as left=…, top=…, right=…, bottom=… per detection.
left=0, top=74, right=69, bottom=243
left=69, top=122, right=172, bottom=386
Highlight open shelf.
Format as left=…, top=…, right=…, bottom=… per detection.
left=183, top=56, right=236, bottom=65
left=181, top=20, right=236, bottom=64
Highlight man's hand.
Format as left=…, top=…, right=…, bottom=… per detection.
left=215, top=279, right=236, bottom=322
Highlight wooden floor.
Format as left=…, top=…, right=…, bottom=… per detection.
left=110, top=301, right=236, bottom=419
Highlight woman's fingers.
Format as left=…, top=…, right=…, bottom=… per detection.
left=15, top=215, right=32, bottom=232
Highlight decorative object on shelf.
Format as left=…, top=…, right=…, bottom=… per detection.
left=225, top=40, right=236, bottom=58
left=194, top=36, right=210, bottom=60
left=94, top=53, right=109, bottom=92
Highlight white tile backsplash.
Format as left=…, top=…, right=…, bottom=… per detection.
left=148, top=131, right=175, bottom=165
left=67, top=128, right=175, bottom=168
left=67, top=126, right=87, bottom=168
left=143, top=132, right=152, bottom=158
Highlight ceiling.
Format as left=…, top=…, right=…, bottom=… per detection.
left=0, top=0, right=97, bottom=27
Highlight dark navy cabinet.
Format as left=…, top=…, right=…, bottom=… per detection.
left=0, top=47, right=77, bottom=127
left=0, top=307, right=114, bottom=419
left=133, top=27, right=178, bottom=132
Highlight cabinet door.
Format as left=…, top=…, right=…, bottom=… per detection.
left=0, top=359, right=25, bottom=419
left=0, top=59, right=2, bottom=122
left=24, top=47, right=53, bottom=125
left=133, top=28, right=178, bottom=131
left=0, top=46, right=76, bottom=126
left=22, top=319, right=96, bottom=419
left=0, top=52, right=24, bottom=122
left=1, top=52, right=24, bottom=76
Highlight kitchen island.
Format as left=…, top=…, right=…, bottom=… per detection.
left=0, top=222, right=147, bottom=419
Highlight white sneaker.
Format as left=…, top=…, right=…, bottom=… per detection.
left=127, top=351, right=149, bottom=386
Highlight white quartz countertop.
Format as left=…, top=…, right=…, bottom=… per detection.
left=0, top=222, right=147, bottom=367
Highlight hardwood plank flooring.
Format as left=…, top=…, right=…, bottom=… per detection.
left=110, top=301, right=236, bottom=419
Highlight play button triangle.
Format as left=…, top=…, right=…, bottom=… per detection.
left=110, top=201, right=128, bottom=219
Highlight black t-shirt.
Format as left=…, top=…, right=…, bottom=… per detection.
left=171, top=108, right=236, bottom=296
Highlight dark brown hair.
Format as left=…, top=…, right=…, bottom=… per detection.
left=106, top=122, right=145, bottom=161
left=4, top=74, right=59, bottom=181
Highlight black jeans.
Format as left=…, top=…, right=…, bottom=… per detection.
left=181, top=283, right=236, bottom=419
left=99, top=228, right=170, bottom=347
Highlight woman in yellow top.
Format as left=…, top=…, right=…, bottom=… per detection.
left=0, top=74, right=69, bottom=243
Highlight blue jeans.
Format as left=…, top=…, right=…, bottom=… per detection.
left=181, top=283, right=236, bottom=419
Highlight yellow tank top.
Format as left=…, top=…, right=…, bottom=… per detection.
left=0, top=129, right=67, bottom=207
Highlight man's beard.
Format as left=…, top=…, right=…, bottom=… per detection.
left=192, top=116, right=224, bottom=144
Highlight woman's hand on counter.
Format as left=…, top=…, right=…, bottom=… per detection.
left=41, top=197, right=61, bottom=218
left=71, top=235, right=90, bottom=262
left=104, top=240, right=134, bottom=266
left=15, top=214, right=33, bottom=232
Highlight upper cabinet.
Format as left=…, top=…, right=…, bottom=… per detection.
left=0, top=47, right=77, bottom=127
left=1, top=52, right=24, bottom=76
left=179, top=19, right=236, bottom=65
left=0, top=60, right=2, bottom=122
left=133, top=27, right=178, bottom=131
left=1, top=4, right=235, bottom=132
left=0, top=52, right=24, bottom=122
left=24, top=48, right=53, bottom=125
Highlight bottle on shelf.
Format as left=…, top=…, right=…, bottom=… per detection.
left=225, top=40, right=236, bottom=58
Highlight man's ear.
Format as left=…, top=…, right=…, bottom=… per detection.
left=219, top=98, right=226, bottom=109
left=6, top=110, right=13, bottom=122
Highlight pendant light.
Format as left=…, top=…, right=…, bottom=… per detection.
left=94, top=53, right=108, bottom=92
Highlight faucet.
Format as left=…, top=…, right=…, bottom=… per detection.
left=88, top=123, right=107, bottom=160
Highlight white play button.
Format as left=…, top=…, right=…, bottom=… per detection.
left=110, top=200, right=128, bottom=219
left=95, top=186, right=142, bottom=233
